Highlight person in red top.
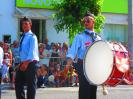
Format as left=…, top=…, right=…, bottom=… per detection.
left=59, top=65, right=70, bottom=86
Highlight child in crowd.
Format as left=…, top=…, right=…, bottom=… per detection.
left=59, top=65, right=70, bottom=87
left=48, top=63, right=56, bottom=87
left=54, top=63, right=61, bottom=87
left=37, top=64, right=48, bottom=88
left=59, top=65, right=78, bottom=87
left=68, top=66, right=78, bottom=87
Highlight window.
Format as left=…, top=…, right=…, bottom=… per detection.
left=102, top=24, right=128, bottom=45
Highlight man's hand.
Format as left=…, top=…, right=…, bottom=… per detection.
left=19, top=60, right=30, bottom=71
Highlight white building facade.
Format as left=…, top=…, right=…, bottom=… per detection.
left=101, top=13, right=128, bottom=45
left=0, top=0, right=128, bottom=45
left=0, top=0, right=69, bottom=44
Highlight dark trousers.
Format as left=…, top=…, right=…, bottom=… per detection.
left=75, top=59, right=97, bottom=99
left=15, top=62, right=38, bottom=99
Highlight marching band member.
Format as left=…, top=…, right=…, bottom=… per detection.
left=15, top=17, right=39, bottom=99
left=66, top=12, right=101, bottom=99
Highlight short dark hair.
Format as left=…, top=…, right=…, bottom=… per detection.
left=21, top=16, right=32, bottom=24
left=81, top=12, right=95, bottom=23
left=84, top=11, right=94, bottom=18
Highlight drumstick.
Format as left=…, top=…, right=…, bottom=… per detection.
left=102, top=85, right=109, bottom=95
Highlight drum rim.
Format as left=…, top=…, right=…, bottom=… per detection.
left=83, top=40, right=114, bottom=86
left=104, top=65, right=126, bottom=87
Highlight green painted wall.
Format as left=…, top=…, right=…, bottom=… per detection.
left=16, top=0, right=54, bottom=9
left=102, top=0, right=128, bottom=14
left=16, top=0, right=128, bottom=14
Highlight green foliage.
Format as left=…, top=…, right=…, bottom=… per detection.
left=52, top=0, right=105, bottom=44
left=94, top=14, right=105, bottom=33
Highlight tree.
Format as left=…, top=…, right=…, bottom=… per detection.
left=52, top=0, right=105, bottom=44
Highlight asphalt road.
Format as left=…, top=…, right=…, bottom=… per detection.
left=1, top=84, right=133, bottom=99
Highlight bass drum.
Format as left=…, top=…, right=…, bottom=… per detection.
left=83, top=40, right=130, bottom=86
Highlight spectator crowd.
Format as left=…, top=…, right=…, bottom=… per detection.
left=0, top=38, right=78, bottom=89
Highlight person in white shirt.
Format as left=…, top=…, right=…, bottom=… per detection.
left=0, top=46, right=4, bottom=97
left=0, top=46, right=3, bottom=69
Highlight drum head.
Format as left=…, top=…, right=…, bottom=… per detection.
left=84, top=41, right=114, bottom=85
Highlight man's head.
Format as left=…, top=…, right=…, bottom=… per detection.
left=21, top=16, right=32, bottom=32
left=82, top=12, right=95, bottom=30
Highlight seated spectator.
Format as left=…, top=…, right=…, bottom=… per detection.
left=54, top=63, right=61, bottom=87
left=68, top=66, right=78, bottom=87
left=47, top=64, right=56, bottom=87
left=59, top=65, right=70, bottom=87
left=37, top=64, right=48, bottom=88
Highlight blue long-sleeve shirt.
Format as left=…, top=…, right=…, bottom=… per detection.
left=66, top=29, right=101, bottom=60
left=19, top=30, right=39, bottom=62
